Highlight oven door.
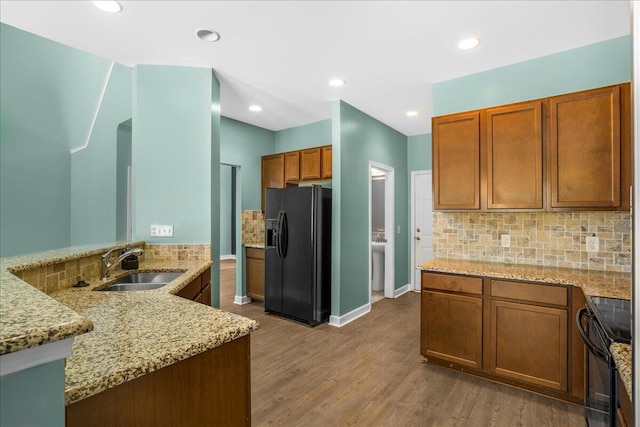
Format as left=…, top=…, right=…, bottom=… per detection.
left=577, top=307, right=614, bottom=427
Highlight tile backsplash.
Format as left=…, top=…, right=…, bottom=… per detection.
left=433, top=211, right=631, bottom=273
left=242, top=210, right=265, bottom=245
left=143, top=244, right=211, bottom=262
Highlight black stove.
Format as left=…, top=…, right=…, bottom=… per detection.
left=585, top=296, right=632, bottom=344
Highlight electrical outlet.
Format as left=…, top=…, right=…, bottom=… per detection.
left=150, top=225, right=174, bottom=237
left=501, top=234, right=510, bottom=248
left=397, top=225, right=400, bottom=234
left=586, top=236, right=599, bottom=253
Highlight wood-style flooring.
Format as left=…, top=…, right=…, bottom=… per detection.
left=219, top=259, right=585, bottom=426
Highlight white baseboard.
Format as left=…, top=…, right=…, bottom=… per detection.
left=328, top=303, right=371, bottom=328
left=234, top=295, right=251, bottom=305
left=393, top=284, right=412, bottom=298
left=220, top=254, right=237, bottom=261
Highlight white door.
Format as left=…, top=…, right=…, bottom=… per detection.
left=412, top=171, right=433, bottom=290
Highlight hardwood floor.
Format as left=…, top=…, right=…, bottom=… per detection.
left=219, top=259, right=584, bottom=426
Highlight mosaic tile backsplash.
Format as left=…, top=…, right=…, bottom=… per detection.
left=433, top=211, right=631, bottom=273
left=242, top=210, right=265, bottom=245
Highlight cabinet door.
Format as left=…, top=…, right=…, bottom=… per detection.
left=421, top=290, right=483, bottom=369
left=200, top=283, right=211, bottom=306
left=246, top=248, right=265, bottom=301
left=261, top=154, right=285, bottom=211
left=432, top=112, right=481, bottom=210
left=300, top=148, right=321, bottom=180
left=490, top=300, right=568, bottom=391
left=284, top=151, right=300, bottom=182
left=321, top=146, right=332, bottom=179
left=486, top=101, right=543, bottom=209
left=549, top=85, right=621, bottom=208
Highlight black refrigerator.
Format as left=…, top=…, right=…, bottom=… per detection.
left=264, top=186, right=331, bottom=326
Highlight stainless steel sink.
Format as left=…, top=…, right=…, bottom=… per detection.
left=98, top=271, right=184, bottom=291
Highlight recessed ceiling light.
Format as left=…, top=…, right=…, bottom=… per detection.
left=92, top=1, right=122, bottom=13
left=197, top=29, right=221, bottom=42
left=406, top=111, right=419, bottom=117
left=249, top=105, right=262, bottom=112
left=458, top=38, right=480, bottom=50
left=329, top=79, right=345, bottom=87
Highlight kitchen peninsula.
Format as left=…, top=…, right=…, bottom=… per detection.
left=0, top=243, right=259, bottom=426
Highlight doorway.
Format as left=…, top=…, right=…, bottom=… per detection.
left=368, top=161, right=395, bottom=303
left=411, top=170, right=433, bottom=291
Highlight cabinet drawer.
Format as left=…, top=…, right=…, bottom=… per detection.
left=246, top=247, right=265, bottom=260
left=177, top=275, right=202, bottom=301
left=490, top=280, right=567, bottom=306
left=200, top=268, right=211, bottom=289
left=422, top=272, right=482, bottom=295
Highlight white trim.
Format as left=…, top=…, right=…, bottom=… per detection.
left=70, top=61, right=115, bottom=154
left=220, top=254, right=237, bottom=261
left=0, top=338, right=74, bottom=376
left=329, top=303, right=371, bottom=328
left=393, top=284, right=412, bottom=298
left=234, top=295, right=251, bottom=305
left=410, top=170, right=433, bottom=291
left=631, top=0, right=639, bottom=417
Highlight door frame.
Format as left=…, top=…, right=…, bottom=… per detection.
left=368, top=161, right=395, bottom=301
left=411, top=170, right=432, bottom=291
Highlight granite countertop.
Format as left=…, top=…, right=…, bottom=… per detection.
left=0, top=242, right=142, bottom=355
left=50, top=259, right=259, bottom=405
left=610, top=343, right=631, bottom=398
left=1, top=245, right=259, bottom=406
left=419, top=259, right=631, bottom=300
left=245, top=243, right=265, bottom=249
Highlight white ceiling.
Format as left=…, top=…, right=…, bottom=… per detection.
left=0, top=1, right=631, bottom=136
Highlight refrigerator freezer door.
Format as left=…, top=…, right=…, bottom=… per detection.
left=265, top=189, right=283, bottom=314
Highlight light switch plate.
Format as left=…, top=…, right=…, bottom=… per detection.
left=586, top=236, right=599, bottom=253
left=150, top=225, right=174, bottom=237
left=501, top=234, right=510, bottom=248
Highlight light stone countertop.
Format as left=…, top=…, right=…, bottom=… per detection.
left=1, top=245, right=259, bottom=405
left=0, top=242, right=142, bottom=355
left=419, top=259, right=631, bottom=300
left=610, top=343, right=631, bottom=398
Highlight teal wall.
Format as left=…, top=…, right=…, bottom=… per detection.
left=71, top=63, right=133, bottom=246
left=408, top=133, right=432, bottom=172
left=115, top=121, right=133, bottom=241
left=0, top=360, right=66, bottom=427
left=274, top=119, right=331, bottom=152
left=220, top=117, right=275, bottom=210
left=433, top=35, right=631, bottom=115
left=220, top=164, right=233, bottom=256
left=132, top=65, right=212, bottom=244
left=210, top=71, right=221, bottom=308
left=0, top=23, right=113, bottom=257
left=332, top=100, right=409, bottom=316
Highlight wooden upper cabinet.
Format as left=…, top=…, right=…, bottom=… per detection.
left=321, top=146, right=332, bottom=179
left=486, top=101, right=543, bottom=209
left=300, top=147, right=321, bottom=180
left=432, top=112, right=481, bottom=210
left=261, top=153, right=285, bottom=211
left=284, top=151, right=300, bottom=182
left=549, top=85, right=622, bottom=209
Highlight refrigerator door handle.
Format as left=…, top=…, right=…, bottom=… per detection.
left=280, top=211, right=289, bottom=259
left=276, top=210, right=284, bottom=260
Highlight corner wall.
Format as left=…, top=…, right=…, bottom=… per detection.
left=332, top=100, right=409, bottom=317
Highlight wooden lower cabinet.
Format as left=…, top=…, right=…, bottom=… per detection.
left=66, top=334, right=251, bottom=427
left=176, top=267, right=211, bottom=305
left=246, top=248, right=265, bottom=301
left=617, top=371, right=632, bottom=427
left=421, top=271, right=583, bottom=403
left=421, top=291, right=483, bottom=369
left=489, top=300, right=567, bottom=391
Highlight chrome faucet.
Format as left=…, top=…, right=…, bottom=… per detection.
left=102, top=246, right=144, bottom=279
